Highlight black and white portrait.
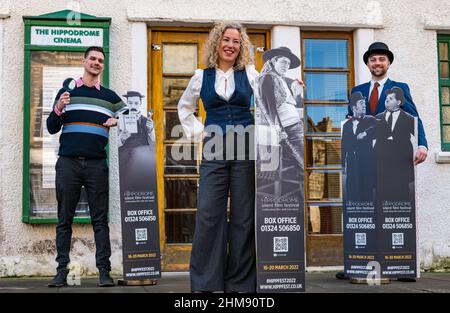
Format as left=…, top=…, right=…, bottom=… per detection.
left=341, top=91, right=377, bottom=203
left=375, top=86, right=416, bottom=202
left=255, top=46, right=304, bottom=199
left=118, top=91, right=157, bottom=191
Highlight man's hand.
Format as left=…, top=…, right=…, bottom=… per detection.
left=56, top=92, right=70, bottom=111
left=357, top=132, right=367, bottom=140
left=103, top=118, right=118, bottom=127
left=414, top=147, right=427, bottom=165
left=146, top=119, right=154, bottom=131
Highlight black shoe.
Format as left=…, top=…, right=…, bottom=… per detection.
left=397, top=277, right=416, bottom=282
left=98, top=269, right=115, bottom=287
left=48, top=269, right=69, bottom=287
left=335, top=271, right=349, bottom=280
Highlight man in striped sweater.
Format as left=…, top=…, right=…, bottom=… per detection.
left=47, top=46, right=125, bottom=287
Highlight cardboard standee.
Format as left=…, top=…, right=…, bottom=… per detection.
left=254, top=47, right=306, bottom=292
left=342, top=87, right=419, bottom=282
left=117, top=91, right=161, bottom=286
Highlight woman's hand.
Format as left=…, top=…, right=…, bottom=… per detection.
left=296, top=78, right=305, bottom=87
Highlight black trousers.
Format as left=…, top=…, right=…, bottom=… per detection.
left=190, top=133, right=256, bottom=292
left=55, top=156, right=111, bottom=271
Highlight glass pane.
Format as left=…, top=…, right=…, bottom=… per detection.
left=307, top=170, right=342, bottom=200
left=442, top=87, right=450, bottom=105
left=442, top=106, right=450, bottom=124
left=440, top=62, right=449, bottom=79
left=306, top=105, right=348, bottom=133
left=306, top=138, right=342, bottom=168
left=165, top=179, right=198, bottom=209
left=165, top=110, right=186, bottom=140
left=304, top=39, right=348, bottom=69
left=444, top=126, right=450, bottom=143
left=308, top=205, right=342, bottom=234
left=305, top=73, right=348, bottom=101
left=165, top=212, right=196, bottom=243
left=163, top=77, right=192, bottom=108
left=439, top=42, right=449, bottom=61
left=29, top=51, right=89, bottom=218
left=163, top=44, right=197, bottom=74
left=165, top=144, right=198, bottom=174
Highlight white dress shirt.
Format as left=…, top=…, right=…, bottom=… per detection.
left=369, top=76, right=388, bottom=99
left=178, top=65, right=259, bottom=140
left=352, top=119, right=359, bottom=135
left=385, top=109, right=401, bottom=132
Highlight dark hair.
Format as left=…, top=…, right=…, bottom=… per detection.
left=385, top=87, right=405, bottom=106
left=84, top=46, right=105, bottom=58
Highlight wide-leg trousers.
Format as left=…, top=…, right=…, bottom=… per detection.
left=190, top=134, right=256, bottom=292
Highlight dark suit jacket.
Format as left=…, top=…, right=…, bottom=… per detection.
left=376, top=110, right=415, bottom=201
left=348, top=79, right=427, bottom=148
left=342, top=115, right=376, bottom=202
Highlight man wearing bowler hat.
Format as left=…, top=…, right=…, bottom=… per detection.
left=337, top=42, right=428, bottom=282
left=342, top=92, right=377, bottom=203
left=117, top=91, right=156, bottom=191
left=348, top=42, right=427, bottom=161
left=118, top=91, right=155, bottom=148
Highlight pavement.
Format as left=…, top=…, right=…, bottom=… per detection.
left=0, top=272, right=449, bottom=293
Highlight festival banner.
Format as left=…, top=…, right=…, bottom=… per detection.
left=118, top=91, right=161, bottom=282
left=254, top=47, right=306, bottom=292
left=342, top=87, right=418, bottom=279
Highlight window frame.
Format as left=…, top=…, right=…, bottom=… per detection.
left=438, top=34, right=450, bottom=151
left=301, top=30, right=354, bottom=266
left=301, top=31, right=354, bottom=196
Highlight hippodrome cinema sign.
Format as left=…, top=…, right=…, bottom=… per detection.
left=30, top=26, right=103, bottom=47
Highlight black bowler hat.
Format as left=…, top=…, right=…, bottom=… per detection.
left=349, top=91, right=366, bottom=107
left=123, top=90, right=145, bottom=98
left=262, top=46, right=301, bottom=69
left=363, top=42, right=394, bottom=64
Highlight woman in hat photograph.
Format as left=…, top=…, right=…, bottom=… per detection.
left=177, top=21, right=258, bottom=293
left=255, top=46, right=305, bottom=198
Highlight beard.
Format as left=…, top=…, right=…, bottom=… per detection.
left=369, top=67, right=388, bottom=78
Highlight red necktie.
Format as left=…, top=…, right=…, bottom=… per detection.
left=369, top=82, right=379, bottom=115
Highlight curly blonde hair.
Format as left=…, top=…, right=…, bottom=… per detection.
left=203, top=22, right=253, bottom=70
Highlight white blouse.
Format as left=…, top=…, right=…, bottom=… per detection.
left=178, top=65, right=259, bottom=141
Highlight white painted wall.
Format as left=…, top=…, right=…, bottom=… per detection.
left=131, top=22, right=148, bottom=115
left=353, top=28, right=374, bottom=85
left=0, top=0, right=449, bottom=277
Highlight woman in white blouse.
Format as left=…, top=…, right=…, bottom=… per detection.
left=178, top=22, right=258, bottom=293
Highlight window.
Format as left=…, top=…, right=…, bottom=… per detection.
left=22, top=15, right=110, bottom=223
left=302, top=32, right=354, bottom=235
left=28, top=51, right=88, bottom=220
left=438, top=35, right=450, bottom=151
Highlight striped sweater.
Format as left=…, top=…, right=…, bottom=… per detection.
left=47, top=85, right=125, bottom=159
